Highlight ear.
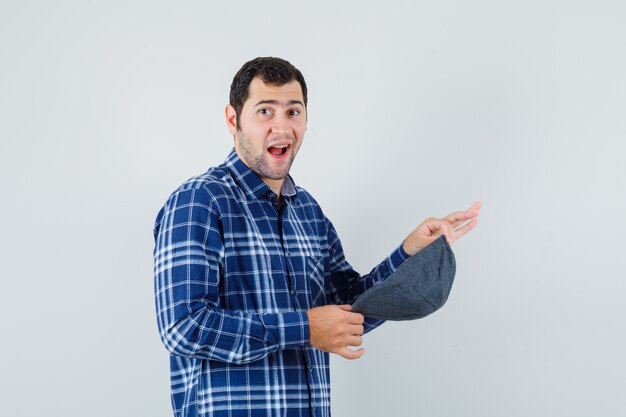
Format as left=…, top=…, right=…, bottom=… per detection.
left=225, top=104, right=238, bottom=135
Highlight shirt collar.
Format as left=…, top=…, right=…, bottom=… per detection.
left=224, top=148, right=298, bottom=200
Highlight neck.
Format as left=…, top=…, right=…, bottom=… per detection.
left=262, top=177, right=284, bottom=198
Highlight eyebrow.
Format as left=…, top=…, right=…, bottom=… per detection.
left=254, top=99, right=304, bottom=107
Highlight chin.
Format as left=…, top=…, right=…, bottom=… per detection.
left=265, top=171, right=290, bottom=180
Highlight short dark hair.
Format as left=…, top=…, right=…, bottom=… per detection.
left=229, top=57, right=308, bottom=126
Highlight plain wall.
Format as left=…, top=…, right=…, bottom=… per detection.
left=1, top=1, right=625, bottom=416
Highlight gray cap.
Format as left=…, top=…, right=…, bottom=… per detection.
left=352, top=235, right=456, bottom=321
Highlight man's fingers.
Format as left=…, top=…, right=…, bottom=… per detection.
left=433, top=219, right=455, bottom=245
left=443, top=201, right=482, bottom=227
left=348, top=324, right=364, bottom=335
left=339, top=306, right=364, bottom=324
left=443, top=210, right=467, bottom=226
left=425, top=218, right=449, bottom=236
left=467, top=201, right=482, bottom=214
left=308, top=305, right=368, bottom=359
left=443, top=222, right=455, bottom=245
left=346, top=311, right=365, bottom=325
left=404, top=203, right=481, bottom=256
left=334, top=305, right=364, bottom=324
left=425, top=219, right=455, bottom=245
left=337, top=347, right=366, bottom=360
left=347, top=335, right=363, bottom=347
left=454, top=218, right=478, bottom=239
left=424, top=219, right=440, bottom=236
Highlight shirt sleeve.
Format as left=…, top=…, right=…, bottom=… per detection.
left=153, top=186, right=309, bottom=364
left=324, top=217, right=410, bottom=333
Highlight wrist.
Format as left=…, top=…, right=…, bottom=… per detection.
left=402, top=239, right=420, bottom=257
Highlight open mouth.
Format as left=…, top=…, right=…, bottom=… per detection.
left=267, top=144, right=291, bottom=159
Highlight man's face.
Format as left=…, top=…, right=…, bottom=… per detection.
left=227, top=77, right=307, bottom=183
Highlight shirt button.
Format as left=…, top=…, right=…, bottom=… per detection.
left=290, top=289, right=296, bottom=295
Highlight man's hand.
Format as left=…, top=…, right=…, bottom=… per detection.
left=402, top=201, right=481, bottom=256
left=307, top=305, right=365, bottom=360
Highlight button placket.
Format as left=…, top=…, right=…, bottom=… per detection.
left=281, top=205, right=296, bottom=299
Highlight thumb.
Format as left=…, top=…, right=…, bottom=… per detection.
left=337, top=347, right=366, bottom=360
left=338, top=305, right=352, bottom=311
left=424, top=219, right=444, bottom=236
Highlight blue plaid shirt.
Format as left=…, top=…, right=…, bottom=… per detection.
left=153, top=149, right=409, bottom=417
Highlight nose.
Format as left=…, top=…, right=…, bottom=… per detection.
left=271, top=113, right=291, bottom=135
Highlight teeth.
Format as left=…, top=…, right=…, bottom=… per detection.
left=272, top=145, right=288, bottom=148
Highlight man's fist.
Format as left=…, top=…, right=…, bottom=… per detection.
left=307, top=305, right=365, bottom=360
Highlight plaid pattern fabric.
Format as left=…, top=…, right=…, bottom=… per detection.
left=153, top=149, right=409, bottom=417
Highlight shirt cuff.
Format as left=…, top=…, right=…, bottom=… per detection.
left=281, top=311, right=310, bottom=348
left=282, top=311, right=309, bottom=348
left=389, top=242, right=411, bottom=271
left=257, top=311, right=309, bottom=349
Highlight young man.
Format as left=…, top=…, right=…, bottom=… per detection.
left=153, top=57, right=480, bottom=417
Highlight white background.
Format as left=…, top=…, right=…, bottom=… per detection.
left=1, top=1, right=625, bottom=416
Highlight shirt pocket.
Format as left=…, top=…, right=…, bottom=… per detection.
left=306, top=255, right=327, bottom=307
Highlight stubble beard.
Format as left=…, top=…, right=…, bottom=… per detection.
left=235, top=130, right=298, bottom=180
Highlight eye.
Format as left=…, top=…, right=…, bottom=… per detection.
left=258, top=108, right=272, bottom=116
left=289, top=109, right=301, bottom=116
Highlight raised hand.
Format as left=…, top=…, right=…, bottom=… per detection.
left=402, top=201, right=481, bottom=256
